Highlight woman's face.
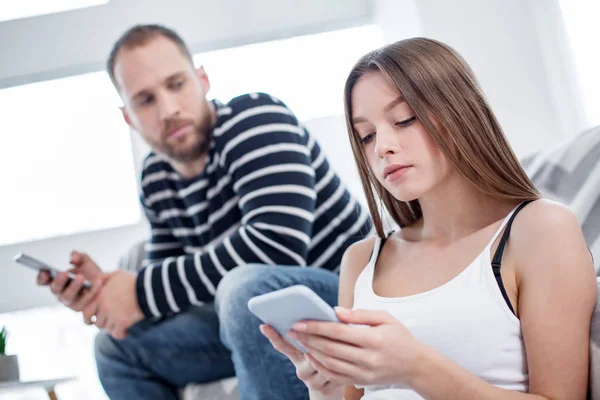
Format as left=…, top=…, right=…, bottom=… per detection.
left=351, top=70, right=452, bottom=202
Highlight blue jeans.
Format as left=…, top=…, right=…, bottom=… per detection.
left=95, top=264, right=339, bottom=400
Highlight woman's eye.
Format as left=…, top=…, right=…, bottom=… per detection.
left=395, top=116, right=417, bottom=127
left=359, top=133, right=375, bottom=145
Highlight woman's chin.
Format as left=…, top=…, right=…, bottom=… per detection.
left=389, top=190, right=419, bottom=203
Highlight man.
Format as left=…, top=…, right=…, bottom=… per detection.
left=38, top=24, right=371, bottom=400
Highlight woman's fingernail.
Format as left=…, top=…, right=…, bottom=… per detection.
left=293, top=323, right=307, bottom=331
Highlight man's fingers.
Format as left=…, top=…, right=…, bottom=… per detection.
left=70, top=251, right=80, bottom=265
left=49, top=272, right=69, bottom=295
left=107, top=320, right=127, bottom=340
left=260, top=325, right=304, bottom=363
left=95, top=314, right=108, bottom=329
left=70, top=251, right=90, bottom=266
left=37, top=271, right=51, bottom=286
left=60, top=275, right=86, bottom=306
left=70, top=250, right=84, bottom=262
left=106, top=321, right=116, bottom=335
left=83, top=302, right=98, bottom=325
left=69, top=252, right=103, bottom=281
left=71, top=279, right=103, bottom=311
left=111, top=325, right=127, bottom=340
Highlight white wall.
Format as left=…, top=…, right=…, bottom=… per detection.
left=530, top=0, right=589, bottom=136
left=373, top=0, right=569, bottom=157
left=373, top=0, right=422, bottom=42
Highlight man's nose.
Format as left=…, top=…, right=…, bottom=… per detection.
left=158, top=94, right=180, bottom=121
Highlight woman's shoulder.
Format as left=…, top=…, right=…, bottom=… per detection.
left=510, top=198, right=592, bottom=272
left=513, top=199, right=582, bottom=241
left=342, top=235, right=379, bottom=272
left=338, top=235, right=379, bottom=306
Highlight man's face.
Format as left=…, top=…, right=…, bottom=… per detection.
left=114, top=36, right=213, bottom=163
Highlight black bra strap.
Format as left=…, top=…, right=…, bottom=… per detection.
left=367, top=234, right=389, bottom=265
left=491, top=201, right=534, bottom=267
left=491, top=200, right=535, bottom=315
left=375, top=236, right=388, bottom=264
left=371, top=231, right=393, bottom=264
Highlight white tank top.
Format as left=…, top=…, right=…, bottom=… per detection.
left=353, top=206, right=529, bottom=399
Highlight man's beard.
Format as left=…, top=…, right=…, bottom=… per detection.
left=161, top=114, right=212, bottom=163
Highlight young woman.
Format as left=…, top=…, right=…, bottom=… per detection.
left=261, top=38, right=596, bottom=399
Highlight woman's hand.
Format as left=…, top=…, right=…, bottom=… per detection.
left=288, top=307, right=425, bottom=387
left=260, top=324, right=344, bottom=400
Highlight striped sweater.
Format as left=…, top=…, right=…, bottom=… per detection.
left=136, top=93, right=372, bottom=317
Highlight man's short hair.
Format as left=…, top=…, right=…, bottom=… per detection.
left=107, top=24, right=194, bottom=89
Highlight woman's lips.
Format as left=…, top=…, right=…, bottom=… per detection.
left=384, top=165, right=412, bottom=182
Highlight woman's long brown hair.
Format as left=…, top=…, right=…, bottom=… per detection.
left=344, top=38, right=541, bottom=238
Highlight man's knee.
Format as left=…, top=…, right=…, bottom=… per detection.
left=215, top=264, right=271, bottom=317
left=94, top=330, right=121, bottom=369
left=214, top=264, right=281, bottom=342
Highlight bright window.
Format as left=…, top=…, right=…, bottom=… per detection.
left=0, top=0, right=109, bottom=23
left=196, top=25, right=385, bottom=121
left=0, top=71, right=141, bottom=246
left=559, top=0, right=600, bottom=127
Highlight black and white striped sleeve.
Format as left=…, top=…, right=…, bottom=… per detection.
left=135, top=98, right=317, bottom=318
left=139, top=194, right=184, bottom=267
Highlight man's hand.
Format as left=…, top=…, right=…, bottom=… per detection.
left=37, top=251, right=106, bottom=312
left=68, top=251, right=104, bottom=281
left=84, top=270, right=144, bottom=340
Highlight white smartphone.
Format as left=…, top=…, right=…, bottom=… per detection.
left=248, top=285, right=340, bottom=353
left=13, top=252, right=92, bottom=289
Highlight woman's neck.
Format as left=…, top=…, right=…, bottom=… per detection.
left=415, top=174, right=518, bottom=243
